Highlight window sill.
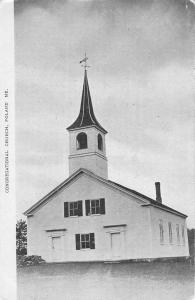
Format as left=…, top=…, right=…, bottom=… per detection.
left=79, top=248, right=94, bottom=251
left=87, top=214, right=102, bottom=217
left=76, top=148, right=88, bottom=151
left=161, top=242, right=175, bottom=246
left=67, top=215, right=82, bottom=218
left=161, top=243, right=185, bottom=246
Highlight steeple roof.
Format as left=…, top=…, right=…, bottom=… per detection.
left=67, top=70, right=107, bottom=134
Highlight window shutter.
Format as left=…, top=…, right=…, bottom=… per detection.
left=100, top=198, right=105, bottom=215
left=77, top=201, right=83, bottom=216
left=90, top=233, right=95, bottom=249
left=85, top=200, right=90, bottom=216
left=64, top=202, right=69, bottom=217
left=75, top=234, right=80, bottom=250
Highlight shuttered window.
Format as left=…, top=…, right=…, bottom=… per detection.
left=64, top=201, right=83, bottom=217
left=75, top=233, right=95, bottom=250
left=69, top=201, right=78, bottom=216
left=85, top=198, right=105, bottom=216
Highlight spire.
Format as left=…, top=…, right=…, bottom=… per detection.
left=67, top=70, right=107, bottom=134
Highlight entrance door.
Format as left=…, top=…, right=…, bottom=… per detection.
left=51, top=236, right=61, bottom=261
left=111, top=232, right=121, bottom=258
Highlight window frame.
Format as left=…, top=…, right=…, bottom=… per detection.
left=75, top=233, right=95, bottom=250
left=159, top=220, right=164, bottom=244
left=90, top=199, right=101, bottom=215
left=69, top=201, right=78, bottom=217
left=176, top=224, right=180, bottom=245
left=64, top=201, right=83, bottom=218
left=85, top=198, right=105, bottom=216
left=181, top=225, right=185, bottom=245
left=168, top=222, right=173, bottom=244
left=81, top=234, right=90, bottom=249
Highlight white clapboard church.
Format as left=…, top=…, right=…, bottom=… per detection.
left=24, top=67, right=189, bottom=262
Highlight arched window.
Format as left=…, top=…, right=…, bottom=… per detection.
left=98, top=134, right=103, bottom=151
left=77, top=132, right=87, bottom=149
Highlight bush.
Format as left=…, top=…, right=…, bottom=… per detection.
left=17, top=255, right=46, bottom=267
left=19, top=247, right=27, bottom=256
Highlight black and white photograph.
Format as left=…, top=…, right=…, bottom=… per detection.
left=0, top=0, right=195, bottom=299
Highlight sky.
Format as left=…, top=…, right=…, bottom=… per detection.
left=15, top=0, right=195, bottom=227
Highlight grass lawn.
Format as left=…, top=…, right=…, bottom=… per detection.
left=17, top=261, right=194, bottom=300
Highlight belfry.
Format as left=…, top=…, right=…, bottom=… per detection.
left=67, top=69, right=108, bottom=179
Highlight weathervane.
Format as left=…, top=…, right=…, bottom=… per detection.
left=79, top=52, right=90, bottom=70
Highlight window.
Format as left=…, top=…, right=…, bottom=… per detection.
left=69, top=202, right=79, bottom=216
left=176, top=224, right=180, bottom=244
left=91, top=199, right=100, bottom=214
left=75, top=233, right=95, bottom=250
left=85, top=198, right=105, bottom=216
left=168, top=222, right=173, bottom=244
left=98, top=134, right=103, bottom=151
left=182, top=225, right=185, bottom=245
left=64, top=201, right=83, bottom=217
left=77, top=132, right=87, bottom=149
left=81, top=234, right=90, bottom=249
left=159, top=220, right=164, bottom=244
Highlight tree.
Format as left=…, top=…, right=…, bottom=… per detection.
left=187, top=228, right=195, bottom=261
left=16, top=219, right=27, bottom=255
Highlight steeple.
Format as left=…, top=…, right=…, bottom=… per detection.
left=67, top=70, right=107, bottom=134
left=67, top=66, right=108, bottom=179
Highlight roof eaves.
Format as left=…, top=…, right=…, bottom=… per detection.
left=108, top=180, right=153, bottom=202
left=141, top=203, right=187, bottom=218
left=66, top=124, right=107, bottom=134
left=108, top=180, right=187, bottom=218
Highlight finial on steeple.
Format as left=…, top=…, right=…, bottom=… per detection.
left=79, top=52, right=90, bottom=71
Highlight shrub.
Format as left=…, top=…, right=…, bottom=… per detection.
left=17, top=255, right=46, bottom=267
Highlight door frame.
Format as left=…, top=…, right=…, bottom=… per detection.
left=104, top=226, right=126, bottom=260
left=51, top=235, right=62, bottom=262
left=110, top=231, right=122, bottom=259
left=46, top=229, right=66, bottom=262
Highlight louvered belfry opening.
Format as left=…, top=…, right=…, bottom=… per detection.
left=98, top=134, right=103, bottom=151
left=76, top=132, right=88, bottom=149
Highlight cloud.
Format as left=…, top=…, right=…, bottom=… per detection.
left=15, top=0, right=194, bottom=73
left=15, top=0, right=195, bottom=227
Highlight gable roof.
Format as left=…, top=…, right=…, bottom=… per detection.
left=24, top=168, right=187, bottom=218
left=66, top=70, right=107, bottom=134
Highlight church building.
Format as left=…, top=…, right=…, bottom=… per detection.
left=24, top=68, right=189, bottom=262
